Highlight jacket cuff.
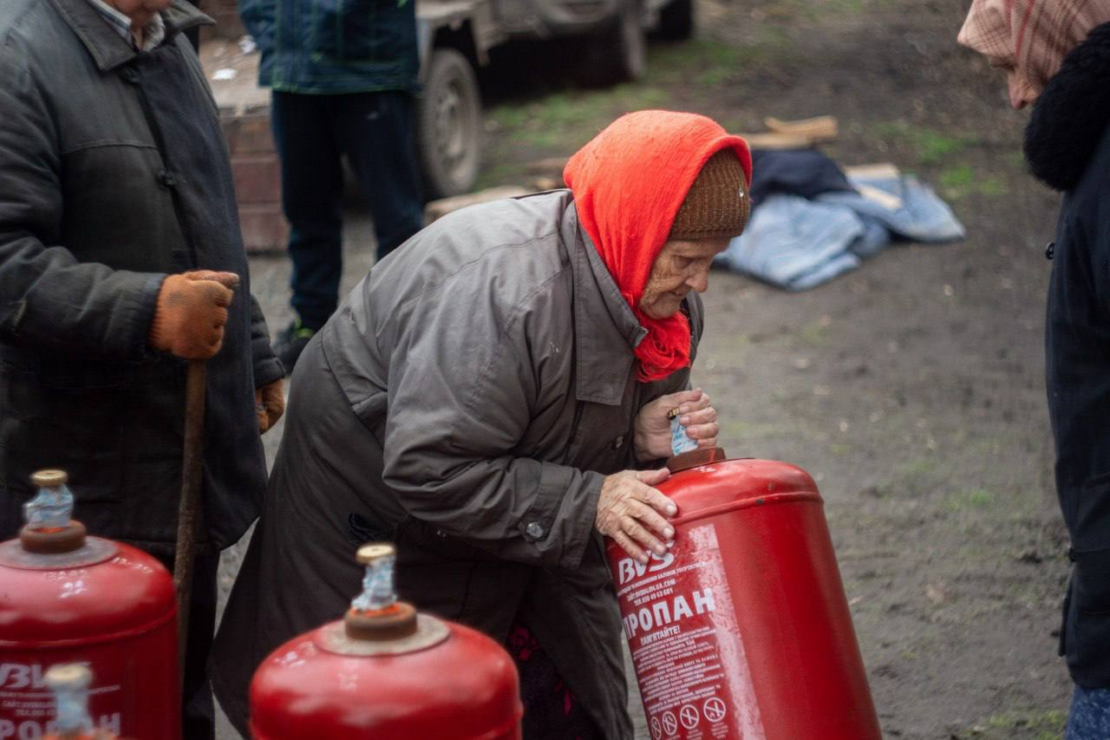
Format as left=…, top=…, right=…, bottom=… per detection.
left=249, top=296, right=285, bottom=387
left=125, top=272, right=167, bottom=360
left=253, top=354, right=285, bottom=389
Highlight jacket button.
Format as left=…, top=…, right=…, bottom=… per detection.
left=119, top=66, right=140, bottom=84
left=157, top=171, right=178, bottom=189
left=1045, top=241, right=1055, bottom=260
left=525, top=521, right=544, bottom=539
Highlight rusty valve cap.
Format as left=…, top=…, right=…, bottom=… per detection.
left=345, top=543, right=419, bottom=641
left=666, top=447, right=729, bottom=474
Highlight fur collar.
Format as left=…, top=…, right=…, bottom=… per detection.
left=1024, top=22, right=1110, bottom=192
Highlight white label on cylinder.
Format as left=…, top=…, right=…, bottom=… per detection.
left=616, top=524, right=764, bottom=739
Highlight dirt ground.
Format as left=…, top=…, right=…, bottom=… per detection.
left=218, top=1, right=1073, bottom=737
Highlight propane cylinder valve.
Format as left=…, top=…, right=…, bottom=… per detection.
left=24, top=470, right=74, bottom=530
left=352, top=543, right=397, bottom=612
left=20, top=470, right=88, bottom=555
left=344, top=543, right=421, bottom=642
left=45, top=664, right=94, bottom=736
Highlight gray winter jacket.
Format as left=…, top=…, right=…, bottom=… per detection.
left=0, top=0, right=282, bottom=553
left=211, top=190, right=703, bottom=738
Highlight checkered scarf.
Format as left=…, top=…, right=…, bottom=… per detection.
left=959, top=0, right=1110, bottom=105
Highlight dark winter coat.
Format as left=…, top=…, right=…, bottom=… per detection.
left=1025, top=20, right=1110, bottom=688
left=0, top=0, right=283, bottom=555
left=210, top=190, right=702, bottom=738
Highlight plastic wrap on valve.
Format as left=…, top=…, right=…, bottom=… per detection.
left=351, top=547, right=397, bottom=612
left=670, top=415, right=698, bottom=456
left=24, top=477, right=74, bottom=530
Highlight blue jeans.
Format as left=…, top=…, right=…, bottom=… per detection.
left=271, top=90, right=424, bottom=329
left=1067, top=685, right=1110, bottom=739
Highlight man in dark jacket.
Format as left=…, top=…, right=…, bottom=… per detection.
left=239, top=0, right=426, bottom=372
left=0, top=0, right=284, bottom=736
left=961, top=3, right=1110, bottom=735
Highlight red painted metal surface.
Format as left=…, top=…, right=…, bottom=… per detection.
left=250, top=617, right=522, bottom=739
left=0, top=536, right=179, bottom=740
left=607, top=458, right=881, bottom=740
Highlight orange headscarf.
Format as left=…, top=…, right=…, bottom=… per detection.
left=563, top=111, right=751, bottom=382
left=959, top=0, right=1110, bottom=107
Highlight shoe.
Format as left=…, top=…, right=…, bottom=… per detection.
left=273, top=319, right=316, bottom=376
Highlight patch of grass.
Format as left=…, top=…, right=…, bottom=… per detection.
left=482, top=35, right=799, bottom=184
left=945, top=488, right=996, bottom=513
left=939, top=164, right=975, bottom=188
left=874, top=122, right=980, bottom=167
left=763, top=0, right=894, bottom=19
left=484, top=81, right=672, bottom=179
left=799, top=320, right=828, bottom=346
left=939, top=165, right=1008, bottom=200
left=959, top=708, right=1067, bottom=739
left=646, top=35, right=796, bottom=87
left=473, top=161, right=520, bottom=191
left=1006, top=151, right=1028, bottom=171
left=899, top=456, right=938, bottom=479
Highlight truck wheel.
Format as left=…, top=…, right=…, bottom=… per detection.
left=655, top=0, right=694, bottom=41
left=417, top=48, right=483, bottom=200
left=576, top=0, right=646, bottom=87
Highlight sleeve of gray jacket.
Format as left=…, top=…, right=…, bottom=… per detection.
left=381, top=284, right=605, bottom=570
left=0, top=45, right=164, bottom=359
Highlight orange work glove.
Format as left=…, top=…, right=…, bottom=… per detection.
left=256, top=379, right=284, bottom=434
left=148, top=270, right=239, bottom=360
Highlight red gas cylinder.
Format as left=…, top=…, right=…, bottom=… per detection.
left=607, top=452, right=881, bottom=740
left=250, top=543, right=522, bottom=739
left=0, top=470, right=179, bottom=740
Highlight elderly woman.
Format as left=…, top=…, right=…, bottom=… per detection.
left=960, top=2, right=1110, bottom=736
left=211, top=111, right=751, bottom=737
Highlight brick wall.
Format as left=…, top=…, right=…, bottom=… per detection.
left=200, top=0, right=245, bottom=41
left=221, top=111, right=288, bottom=254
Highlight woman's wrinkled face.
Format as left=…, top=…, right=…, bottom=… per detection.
left=639, top=237, right=730, bottom=320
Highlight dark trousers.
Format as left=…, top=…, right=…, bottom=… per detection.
left=156, top=552, right=219, bottom=740
left=271, top=90, right=424, bottom=330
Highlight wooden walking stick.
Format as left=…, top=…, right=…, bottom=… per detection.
left=174, top=359, right=206, bottom=678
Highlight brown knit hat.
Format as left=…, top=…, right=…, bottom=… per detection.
left=669, top=149, right=751, bottom=240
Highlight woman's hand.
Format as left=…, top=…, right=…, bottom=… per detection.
left=596, top=468, right=677, bottom=564
left=633, top=388, right=719, bottom=462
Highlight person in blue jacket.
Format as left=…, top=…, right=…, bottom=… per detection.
left=240, top=0, right=426, bottom=372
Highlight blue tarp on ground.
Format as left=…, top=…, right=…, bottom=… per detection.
left=716, top=153, right=965, bottom=291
